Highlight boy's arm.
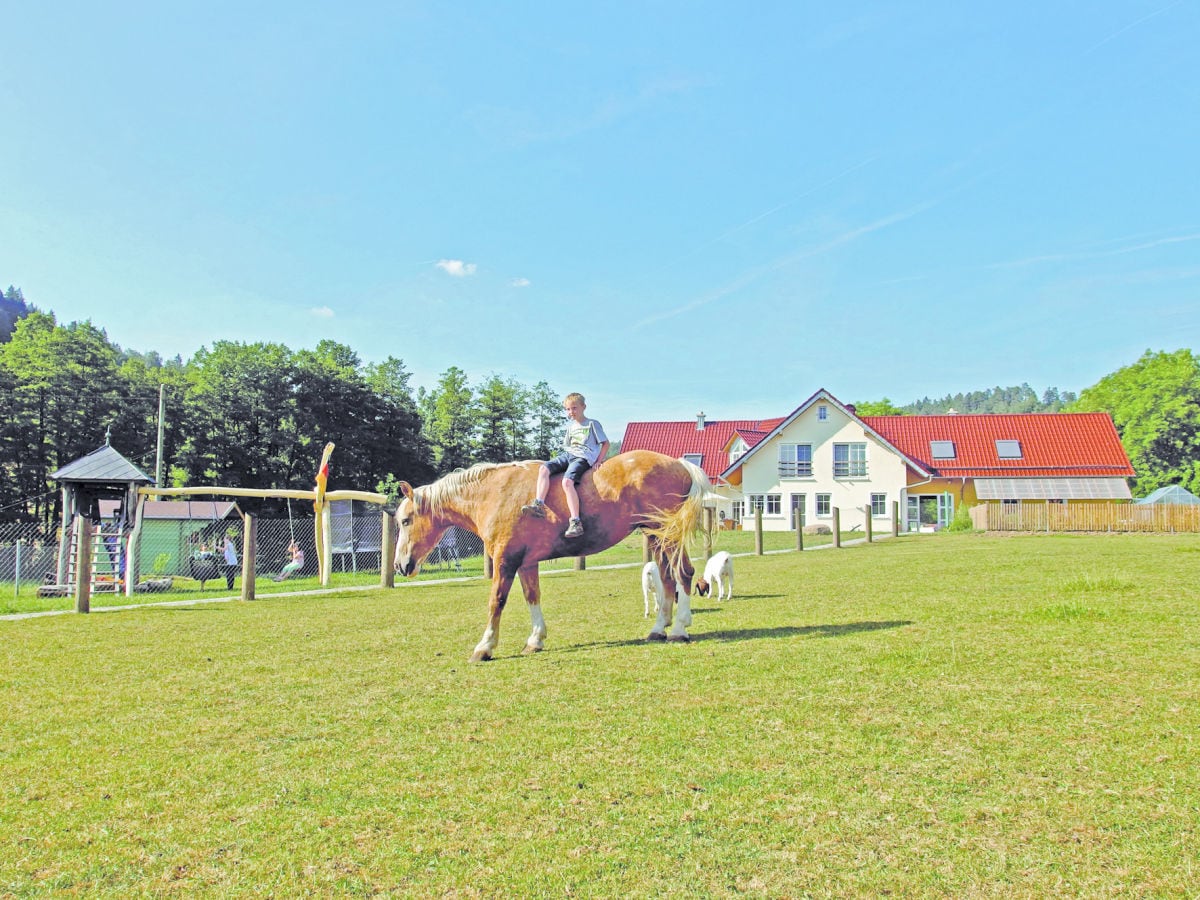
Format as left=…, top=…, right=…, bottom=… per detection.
left=596, top=440, right=610, bottom=465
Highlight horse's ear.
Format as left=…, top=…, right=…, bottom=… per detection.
left=399, top=481, right=415, bottom=501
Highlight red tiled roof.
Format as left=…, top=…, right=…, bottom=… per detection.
left=862, top=413, right=1135, bottom=477
left=624, top=410, right=1134, bottom=480
left=622, top=419, right=768, bottom=479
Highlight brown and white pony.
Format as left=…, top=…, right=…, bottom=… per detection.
left=393, top=450, right=711, bottom=661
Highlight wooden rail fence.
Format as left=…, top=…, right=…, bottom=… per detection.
left=973, top=502, right=1200, bottom=533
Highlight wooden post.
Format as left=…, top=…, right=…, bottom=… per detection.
left=320, top=503, right=333, bottom=587
left=125, top=492, right=147, bottom=597
left=240, top=514, right=256, bottom=601
left=380, top=510, right=395, bottom=588
left=703, top=507, right=714, bottom=562
left=865, top=506, right=873, bottom=543
left=74, top=518, right=92, bottom=614
left=892, top=500, right=900, bottom=537
left=485, top=555, right=494, bottom=579
left=56, top=486, right=73, bottom=585
left=754, top=509, right=764, bottom=555
left=795, top=507, right=804, bottom=551
left=574, top=555, right=586, bottom=571
left=642, top=531, right=651, bottom=564
left=833, top=508, right=841, bottom=548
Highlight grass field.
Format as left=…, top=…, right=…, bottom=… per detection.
left=2, top=532, right=1198, bottom=896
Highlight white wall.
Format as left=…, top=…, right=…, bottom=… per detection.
left=737, top=403, right=909, bottom=532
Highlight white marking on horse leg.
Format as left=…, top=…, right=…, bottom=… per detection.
left=473, top=626, right=498, bottom=661
left=648, top=589, right=671, bottom=640
left=524, top=602, right=547, bottom=653
left=673, top=583, right=692, bottom=630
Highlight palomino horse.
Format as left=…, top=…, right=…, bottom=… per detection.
left=393, top=450, right=711, bottom=662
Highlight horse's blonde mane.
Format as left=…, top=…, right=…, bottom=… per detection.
left=417, top=461, right=536, bottom=517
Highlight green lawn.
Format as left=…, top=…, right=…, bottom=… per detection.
left=2, top=533, right=1197, bottom=896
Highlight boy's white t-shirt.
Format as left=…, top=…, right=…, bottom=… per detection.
left=564, top=417, right=608, bottom=465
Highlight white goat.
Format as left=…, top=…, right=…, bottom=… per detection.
left=694, top=550, right=734, bottom=601
left=641, top=561, right=666, bottom=618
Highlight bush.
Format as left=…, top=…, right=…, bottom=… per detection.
left=946, top=502, right=976, bottom=533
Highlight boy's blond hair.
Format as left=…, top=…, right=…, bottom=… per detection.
left=563, top=392, right=585, bottom=406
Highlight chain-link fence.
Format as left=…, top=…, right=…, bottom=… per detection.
left=2, top=510, right=488, bottom=614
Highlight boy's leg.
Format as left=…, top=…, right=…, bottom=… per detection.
left=562, top=477, right=580, bottom=519
left=535, top=463, right=551, bottom=502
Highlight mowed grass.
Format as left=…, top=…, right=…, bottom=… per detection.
left=2, top=533, right=1198, bottom=897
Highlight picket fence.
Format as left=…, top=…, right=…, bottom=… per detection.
left=973, top=502, right=1200, bottom=533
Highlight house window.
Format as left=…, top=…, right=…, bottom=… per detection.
left=817, top=405, right=828, bottom=421
left=1002, top=499, right=1019, bottom=507
left=790, top=494, right=806, bottom=528
left=871, top=493, right=887, bottom=516
left=748, top=494, right=781, bottom=515
left=778, top=443, right=813, bottom=477
left=930, top=440, right=956, bottom=460
left=728, top=438, right=747, bottom=467
left=816, top=493, right=831, bottom=516
left=833, top=442, right=867, bottom=477
left=996, top=440, right=1022, bottom=459
left=681, top=453, right=703, bottom=467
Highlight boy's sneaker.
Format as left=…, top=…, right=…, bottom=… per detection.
left=564, top=518, right=584, bottom=538
left=520, top=499, right=547, bottom=518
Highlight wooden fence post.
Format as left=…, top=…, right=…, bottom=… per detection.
left=795, top=507, right=804, bottom=551
left=864, top=506, right=873, bottom=543
left=380, top=510, right=395, bottom=589
left=642, top=531, right=651, bottom=564
left=485, top=556, right=494, bottom=579
left=74, top=518, right=92, bottom=614
left=892, top=501, right=900, bottom=537
left=574, top=555, right=586, bottom=571
left=704, top=507, right=714, bottom=561
left=240, top=513, right=256, bottom=602
left=755, top=509, right=764, bottom=555
left=833, top=508, right=841, bottom=548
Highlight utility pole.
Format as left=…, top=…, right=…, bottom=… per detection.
left=155, top=383, right=166, bottom=487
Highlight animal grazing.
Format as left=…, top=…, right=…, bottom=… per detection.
left=694, top=550, right=734, bottom=601
left=393, top=450, right=712, bottom=661
left=641, top=561, right=666, bottom=618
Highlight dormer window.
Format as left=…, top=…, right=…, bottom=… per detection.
left=930, top=440, right=956, bottom=460
left=682, top=453, right=703, bottom=467
left=728, top=438, right=747, bottom=466
left=996, top=440, right=1022, bottom=459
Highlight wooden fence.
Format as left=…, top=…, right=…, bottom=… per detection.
left=973, top=502, right=1200, bottom=533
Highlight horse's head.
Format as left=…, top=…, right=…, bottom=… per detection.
left=393, top=481, right=443, bottom=577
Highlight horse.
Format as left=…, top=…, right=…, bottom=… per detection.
left=393, top=450, right=712, bottom=662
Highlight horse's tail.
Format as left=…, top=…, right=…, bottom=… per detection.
left=642, top=458, right=716, bottom=579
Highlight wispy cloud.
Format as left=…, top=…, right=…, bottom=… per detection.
left=469, top=75, right=710, bottom=147
left=436, top=259, right=478, bottom=277
left=510, top=277, right=531, bottom=288
left=987, top=231, right=1200, bottom=270
left=634, top=202, right=934, bottom=329
left=310, top=306, right=335, bottom=318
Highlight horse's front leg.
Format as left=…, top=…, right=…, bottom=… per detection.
left=516, top=563, right=546, bottom=655
left=471, top=557, right=518, bottom=663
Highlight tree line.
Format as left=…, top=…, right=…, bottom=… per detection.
left=3, top=287, right=1198, bottom=525
left=0, top=295, right=569, bottom=532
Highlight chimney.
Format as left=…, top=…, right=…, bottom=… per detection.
left=696, top=411, right=706, bottom=431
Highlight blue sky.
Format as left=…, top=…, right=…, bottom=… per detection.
left=3, top=1, right=1197, bottom=440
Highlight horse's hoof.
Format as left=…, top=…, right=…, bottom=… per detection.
left=521, top=644, right=543, bottom=655
left=667, top=634, right=692, bottom=643
left=469, top=651, right=493, bottom=663
left=646, top=632, right=668, bottom=642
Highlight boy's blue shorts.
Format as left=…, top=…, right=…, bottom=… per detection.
left=545, top=452, right=592, bottom=483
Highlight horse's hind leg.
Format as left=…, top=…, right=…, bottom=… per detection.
left=668, top=547, right=695, bottom=642
left=471, top=556, right=517, bottom=663
left=517, top=563, right=547, bottom=654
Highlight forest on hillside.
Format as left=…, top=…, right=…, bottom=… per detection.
left=2, top=285, right=1198, bottom=530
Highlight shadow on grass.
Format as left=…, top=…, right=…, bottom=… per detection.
left=544, top=619, right=914, bottom=656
